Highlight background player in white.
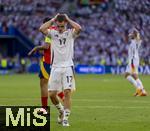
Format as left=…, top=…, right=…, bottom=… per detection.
left=125, top=28, right=147, bottom=96
left=39, top=13, right=82, bottom=126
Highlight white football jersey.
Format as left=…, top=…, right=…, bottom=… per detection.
left=47, top=29, right=76, bottom=67
left=128, top=39, right=141, bottom=66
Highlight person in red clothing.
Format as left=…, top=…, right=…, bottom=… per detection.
left=28, top=17, right=64, bottom=114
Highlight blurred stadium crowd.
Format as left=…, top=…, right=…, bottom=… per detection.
left=0, top=0, right=150, bottom=67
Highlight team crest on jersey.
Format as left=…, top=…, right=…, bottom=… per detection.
left=64, top=32, right=69, bottom=36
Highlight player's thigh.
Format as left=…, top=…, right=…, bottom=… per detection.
left=126, top=64, right=138, bottom=75
left=48, top=67, right=62, bottom=91
left=63, top=67, right=76, bottom=90
left=131, top=64, right=139, bottom=76
left=40, top=78, right=48, bottom=88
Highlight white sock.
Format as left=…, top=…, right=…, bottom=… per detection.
left=55, top=103, right=64, bottom=113
left=126, top=76, right=140, bottom=89
left=63, top=109, right=71, bottom=121
left=136, top=79, right=144, bottom=90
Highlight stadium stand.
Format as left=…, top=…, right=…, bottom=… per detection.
left=0, top=0, right=149, bottom=69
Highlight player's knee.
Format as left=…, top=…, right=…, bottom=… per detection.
left=49, top=91, right=56, bottom=99
left=125, top=73, right=130, bottom=78
left=64, top=89, right=71, bottom=97
left=132, top=74, right=138, bottom=80
left=40, top=78, right=48, bottom=88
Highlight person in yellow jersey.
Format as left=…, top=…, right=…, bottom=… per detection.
left=1, top=58, right=7, bottom=69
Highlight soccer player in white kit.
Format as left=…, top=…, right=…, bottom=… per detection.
left=125, top=28, right=147, bottom=96
left=39, top=13, right=82, bottom=126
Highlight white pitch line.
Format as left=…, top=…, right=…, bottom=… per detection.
left=0, top=98, right=150, bottom=104
left=50, top=105, right=150, bottom=109
left=72, top=105, right=150, bottom=109
left=0, top=105, right=149, bottom=109
left=73, top=99, right=150, bottom=104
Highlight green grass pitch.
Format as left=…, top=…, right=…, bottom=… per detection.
left=0, top=74, right=150, bottom=131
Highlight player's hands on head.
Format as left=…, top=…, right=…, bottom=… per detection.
left=63, top=14, right=69, bottom=21
left=52, top=13, right=60, bottom=22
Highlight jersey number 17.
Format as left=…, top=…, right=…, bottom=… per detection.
left=59, top=38, right=66, bottom=45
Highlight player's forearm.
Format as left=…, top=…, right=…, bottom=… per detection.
left=67, top=18, right=82, bottom=33
left=36, top=44, right=49, bottom=50
left=39, top=19, right=54, bottom=35
left=28, top=44, right=49, bottom=56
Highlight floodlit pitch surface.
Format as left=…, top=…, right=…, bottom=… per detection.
left=0, top=74, right=150, bottom=131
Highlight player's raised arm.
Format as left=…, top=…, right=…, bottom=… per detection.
left=39, top=14, right=59, bottom=35
left=64, top=14, right=82, bottom=35
left=39, top=19, right=54, bottom=35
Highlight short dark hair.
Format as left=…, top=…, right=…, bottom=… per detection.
left=43, top=17, right=51, bottom=23
left=56, top=14, right=66, bottom=22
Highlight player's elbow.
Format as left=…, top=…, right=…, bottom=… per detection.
left=39, top=26, right=44, bottom=33
left=39, top=24, right=45, bottom=32
left=78, top=25, right=82, bottom=32
left=39, top=27, right=47, bottom=35
left=76, top=25, right=82, bottom=34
